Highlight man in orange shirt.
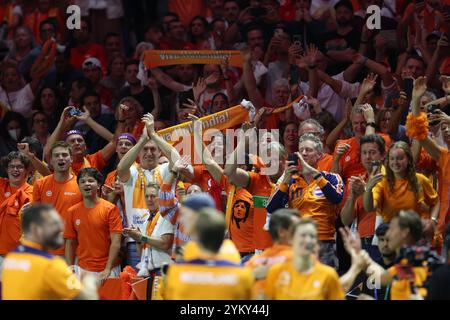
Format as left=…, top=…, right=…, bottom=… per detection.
left=32, top=142, right=82, bottom=255
left=0, top=152, right=33, bottom=267
left=64, top=168, right=122, bottom=283
left=340, top=134, right=386, bottom=260
left=333, top=104, right=391, bottom=182
left=44, top=106, right=116, bottom=176
left=266, top=134, right=344, bottom=268
left=245, top=209, right=299, bottom=299
left=24, top=0, right=63, bottom=43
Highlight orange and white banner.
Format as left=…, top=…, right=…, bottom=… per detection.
left=157, top=104, right=250, bottom=144
left=155, top=96, right=303, bottom=145
left=144, top=50, right=243, bottom=69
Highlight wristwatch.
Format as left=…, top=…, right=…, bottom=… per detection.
left=431, top=216, right=438, bottom=224
left=313, top=172, right=322, bottom=180
left=366, top=122, right=376, bottom=127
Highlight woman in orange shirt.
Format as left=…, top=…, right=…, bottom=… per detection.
left=363, top=141, right=439, bottom=239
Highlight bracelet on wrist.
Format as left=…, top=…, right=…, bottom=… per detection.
left=313, top=172, right=322, bottom=180
left=366, top=122, right=376, bottom=128
left=140, top=235, right=147, bottom=243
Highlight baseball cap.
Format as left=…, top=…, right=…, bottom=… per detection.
left=82, top=57, right=102, bottom=70
left=182, top=192, right=216, bottom=211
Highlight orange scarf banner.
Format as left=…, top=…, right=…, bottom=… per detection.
left=156, top=104, right=250, bottom=144
left=143, top=50, right=243, bottom=69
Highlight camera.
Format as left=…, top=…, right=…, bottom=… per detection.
left=395, top=245, right=445, bottom=288
left=69, top=108, right=82, bottom=117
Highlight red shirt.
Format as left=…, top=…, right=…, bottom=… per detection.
left=70, top=43, right=107, bottom=73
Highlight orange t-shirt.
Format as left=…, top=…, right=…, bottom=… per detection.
left=353, top=196, right=376, bottom=238
left=64, top=198, right=122, bottom=272
left=71, top=151, right=107, bottom=176
left=104, top=169, right=117, bottom=188
left=372, top=173, right=439, bottom=221
left=229, top=187, right=255, bottom=254
left=245, top=244, right=293, bottom=299
left=334, top=133, right=391, bottom=182
left=317, top=153, right=333, bottom=172
left=192, top=165, right=224, bottom=211
left=0, top=179, right=33, bottom=254
left=248, top=172, right=275, bottom=250
left=32, top=174, right=82, bottom=254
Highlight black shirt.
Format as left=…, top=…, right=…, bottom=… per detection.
left=426, top=265, right=450, bottom=300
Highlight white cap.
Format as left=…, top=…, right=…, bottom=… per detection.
left=82, top=57, right=102, bottom=69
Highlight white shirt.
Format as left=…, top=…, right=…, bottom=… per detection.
left=123, top=163, right=169, bottom=241
left=299, top=72, right=360, bottom=122
left=0, top=84, right=34, bottom=118
left=137, top=214, right=175, bottom=274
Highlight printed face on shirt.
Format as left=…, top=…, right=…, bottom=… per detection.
left=233, top=200, right=250, bottom=221
left=360, top=142, right=384, bottom=173
left=145, top=186, right=159, bottom=213
left=388, top=148, right=409, bottom=176
left=116, top=138, right=134, bottom=160
left=293, top=222, right=318, bottom=257
left=139, top=141, right=160, bottom=170
left=50, top=146, right=72, bottom=173
left=7, top=158, right=27, bottom=187
left=298, top=140, right=321, bottom=167
left=66, top=134, right=86, bottom=157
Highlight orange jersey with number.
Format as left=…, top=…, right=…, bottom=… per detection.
left=248, top=172, right=275, bottom=250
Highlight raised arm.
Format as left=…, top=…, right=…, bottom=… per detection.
left=44, top=106, right=77, bottom=162
left=223, top=128, right=251, bottom=188
left=189, top=114, right=223, bottom=182
left=17, top=143, right=51, bottom=177
left=117, top=124, right=149, bottom=183
left=242, top=47, right=265, bottom=109
left=340, top=176, right=365, bottom=226
left=143, top=113, right=180, bottom=170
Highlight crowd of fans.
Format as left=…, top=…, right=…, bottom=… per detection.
left=1, top=0, right=450, bottom=300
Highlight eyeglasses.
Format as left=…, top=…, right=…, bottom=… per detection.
left=8, top=165, right=25, bottom=171
left=34, top=118, right=47, bottom=124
